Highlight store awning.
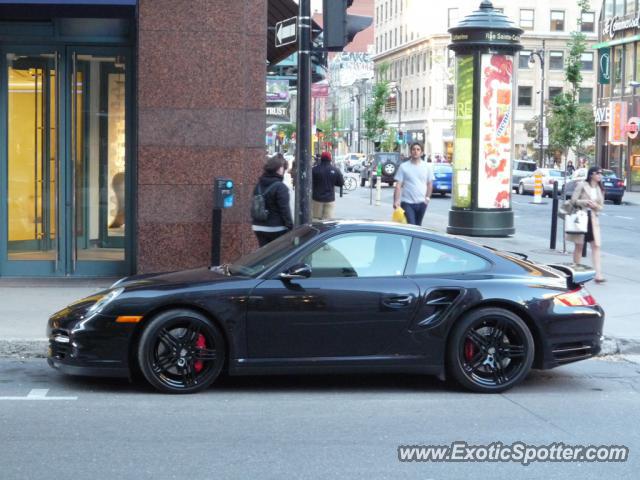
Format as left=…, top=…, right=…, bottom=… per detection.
left=268, top=0, right=321, bottom=65
left=593, top=34, right=640, bottom=49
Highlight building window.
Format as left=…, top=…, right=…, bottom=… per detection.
left=394, top=28, right=398, bottom=47
left=518, top=86, right=533, bottom=106
left=519, top=50, right=532, bottom=69
left=581, top=11, right=595, bottom=32
left=613, top=45, right=623, bottom=95
left=520, top=9, right=534, bottom=30
left=579, top=87, right=593, bottom=104
left=549, top=51, right=564, bottom=70
left=626, top=0, right=635, bottom=16
left=448, top=8, right=459, bottom=28
left=422, top=87, right=426, bottom=109
left=410, top=90, right=414, bottom=109
left=624, top=43, right=635, bottom=94
left=550, top=10, right=565, bottom=31
left=423, top=52, right=427, bottom=71
left=446, top=85, right=454, bottom=106
left=580, top=52, right=594, bottom=71
left=404, top=90, right=408, bottom=111
left=429, top=86, right=432, bottom=106
left=399, top=26, right=402, bottom=45
left=411, top=56, right=415, bottom=74
left=549, top=86, right=563, bottom=100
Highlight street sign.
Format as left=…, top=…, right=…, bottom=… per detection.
left=275, top=17, right=297, bottom=48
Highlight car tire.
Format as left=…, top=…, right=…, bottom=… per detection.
left=446, top=307, right=534, bottom=393
left=382, top=162, right=396, bottom=177
left=518, top=183, right=525, bottom=195
left=137, top=309, right=225, bottom=394
left=387, top=182, right=394, bottom=187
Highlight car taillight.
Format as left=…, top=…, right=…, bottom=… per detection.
left=616, top=180, right=624, bottom=187
left=554, top=287, right=597, bottom=306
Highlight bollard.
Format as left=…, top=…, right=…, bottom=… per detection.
left=375, top=175, right=382, bottom=206
left=550, top=181, right=558, bottom=249
left=533, top=171, right=543, bottom=204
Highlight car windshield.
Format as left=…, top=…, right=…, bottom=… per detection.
left=228, top=226, right=320, bottom=277
left=518, top=162, right=537, bottom=172
left=549, top=170, right=564, bottom=177
left=601, top=169, right=616, bottom=178
left=375, top=154, right=399, bottom=164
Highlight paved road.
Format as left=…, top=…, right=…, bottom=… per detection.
left=0, top=358, right=638, bottom=479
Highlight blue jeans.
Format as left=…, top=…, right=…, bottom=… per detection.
left=401, top=201, right=427, bottom=226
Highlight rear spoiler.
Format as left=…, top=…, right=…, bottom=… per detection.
left=547, top=263, right=596, bottom=288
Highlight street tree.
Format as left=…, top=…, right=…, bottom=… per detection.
left=363, top=63, right=390, bottom=151
left=546, top=0, right=595, bottom=165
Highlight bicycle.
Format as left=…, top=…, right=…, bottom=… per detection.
left=343, top=175, right=357, bottom=192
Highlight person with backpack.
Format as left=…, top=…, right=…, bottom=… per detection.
left=251, top=154, right=293, bottom=247
left=311, top=151, right=344, bottom=220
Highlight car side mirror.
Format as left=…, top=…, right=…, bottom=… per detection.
left=279, top=264, right=311, bottom=280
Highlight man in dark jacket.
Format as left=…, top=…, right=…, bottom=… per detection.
left=311, top=151, right=344, bottom=220
left=251, top=154, right=294, bottom=247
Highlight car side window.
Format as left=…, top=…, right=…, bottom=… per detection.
left=300, top=232, right=412, bottom=278
left=409, top=239, right=489, bottom=276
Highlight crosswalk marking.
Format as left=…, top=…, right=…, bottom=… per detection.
left=0, top=388, right=77, bottom=401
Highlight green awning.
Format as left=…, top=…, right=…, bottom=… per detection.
left=593, top=34, right=640, bottom=49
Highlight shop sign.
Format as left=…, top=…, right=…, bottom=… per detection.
left=266, top=78, right=290, bottom=103
left=406, top=130, right=425, bottom=144
left=598, top=48, right=611, bottom=84
left=594, top=105, right=610, bottom=124
left=625, top=117, right=640, bottom=139
left=609, top=101, right=628, bottom=145
left=266, top=103, right=290, bottom=124
left=603, top=14, right=640, bottom=40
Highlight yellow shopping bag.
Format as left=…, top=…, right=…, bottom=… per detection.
left=392, top=207, right=407, bottom=223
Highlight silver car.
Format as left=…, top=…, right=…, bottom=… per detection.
left=517, top=168, right=565, bottom=197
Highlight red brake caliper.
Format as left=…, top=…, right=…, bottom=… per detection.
left=464, top=338, right=475, bottom=362
left=194, top=334, right=206, bottom=373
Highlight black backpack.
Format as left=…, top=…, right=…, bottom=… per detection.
left=250, top=182, right=279, bottom=222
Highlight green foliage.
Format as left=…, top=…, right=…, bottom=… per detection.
left=363, top=63, right=390, bottom=142
left=545, top=0, right=595, bottom=160
left=380, top=127, right=398, bottom=152
left=276, top=123, right=296, bottom=139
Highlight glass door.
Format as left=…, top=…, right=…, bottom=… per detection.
left=67, top=48, right=130, bottom=276
left=1, top=49, right=59, bottom=275
left=1, top=46, right=131, bottom=276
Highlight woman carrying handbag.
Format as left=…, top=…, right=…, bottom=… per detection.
left=566, top=166, right=606, bottom=283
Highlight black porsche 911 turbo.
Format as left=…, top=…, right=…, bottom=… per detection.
left=47, top=221, right=604, bottom=394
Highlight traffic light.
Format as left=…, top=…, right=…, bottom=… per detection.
left=322, top=0, right=372, bottom=52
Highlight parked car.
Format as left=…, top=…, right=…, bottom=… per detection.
left=511, top=159, right=537, bottom=191
left=360, top=152, right=403, bottom=187
left=48, top=221, right=603, bottom=394
left=564, top=168, right=625, bottom=204
left=517, top=168, right=565, bottom=197
left=344, top=153, right=365, bottom=172
left=432, top=163, right=453, bottom=196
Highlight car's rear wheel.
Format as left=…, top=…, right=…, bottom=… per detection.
left=447, top=307, right=534, bottom=393
left=518, top=183, right=525, bottom=195
left=137, top=309, right=225, bottom=393
left=383, top=162, right=396, bottom=177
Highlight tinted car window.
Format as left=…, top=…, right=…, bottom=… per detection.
left=409, top=239, right=490, bottom=275
left=301, top=232, right=412, bottom=278
left=229, top=226, right=319, bottom=277
left=601, top=169, right=616, bottom=178
left=515, top=161, right=537, bottom=172
left=549, top=170, right=564, bottom=177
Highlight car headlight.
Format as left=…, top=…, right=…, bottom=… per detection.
left=86, top=288, right=124, bottom=316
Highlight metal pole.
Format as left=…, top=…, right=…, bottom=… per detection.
left=398, top=88, right=402, bottom=153
left=550, top=181, right=558, bottom=249
left=356, top=90, right=361, bottom=153
left=295, top=0, right=312, bottom=225
left=539, top=40, right=545, bottom=167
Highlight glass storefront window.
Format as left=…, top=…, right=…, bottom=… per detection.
left=627, top=0, right=637, bottom=16
left=605, top=0, right=614, bottom=16
left=624, top=44, right=634, bottom=95
left=613, top=46, right=623, bottom=96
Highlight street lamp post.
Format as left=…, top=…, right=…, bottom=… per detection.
left=529, top=40, right=546, bottom=167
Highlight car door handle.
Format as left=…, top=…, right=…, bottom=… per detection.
left=382, top=295, right=413, bottom=308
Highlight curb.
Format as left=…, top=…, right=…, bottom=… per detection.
left=2, top=336, right=640, bottom=361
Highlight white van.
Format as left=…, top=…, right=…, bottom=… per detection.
left=511, top=159, right=537, bottom=191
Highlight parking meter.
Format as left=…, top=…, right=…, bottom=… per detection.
left=214, top=177, right=234, bottom=208
left=211, top=177, right=234, bottom=267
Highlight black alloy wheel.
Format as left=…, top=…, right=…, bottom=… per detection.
left=447, top=307, right=534, bottom=393
left=137, top=309, right=225, bottom=393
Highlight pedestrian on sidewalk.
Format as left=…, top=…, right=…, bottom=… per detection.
left=251, top=153, right=293, bottom=247
left=312, top=151, right=344, bottom=220
left=567, top=166, right=605, bottom=283
left=393, top=142, right=434, bottom=226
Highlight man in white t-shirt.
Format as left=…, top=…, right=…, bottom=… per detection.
left=393, top=142, right=434, bottom=226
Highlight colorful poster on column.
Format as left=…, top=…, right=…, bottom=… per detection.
left=453, top=55, right=474, bottom=208
left=477, top=54, right=513, bottom=209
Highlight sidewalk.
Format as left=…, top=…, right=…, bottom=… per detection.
left=332, top=184, right=640, bottom=357
left=0, top=188, right=638, bottom=359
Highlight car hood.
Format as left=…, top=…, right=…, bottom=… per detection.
left=113, top=267, right=241, bottom=290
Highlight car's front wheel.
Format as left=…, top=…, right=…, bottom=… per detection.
left=447, top=307, right=534, bottom=393
left=137, top=309, right=225, bottom=393
left=518, top=183, right=525, bottom=195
